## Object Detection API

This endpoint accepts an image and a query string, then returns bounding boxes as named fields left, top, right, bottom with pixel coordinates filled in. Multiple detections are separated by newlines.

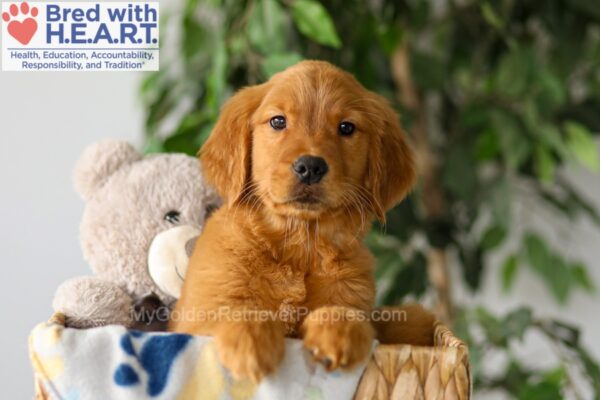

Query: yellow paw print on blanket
left=178, top=341, right=256, bottom=400
left=29, top=323, right=65, bottom=381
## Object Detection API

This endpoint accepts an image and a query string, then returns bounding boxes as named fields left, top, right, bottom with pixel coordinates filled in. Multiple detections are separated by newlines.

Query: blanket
left=29, top=319, right=371, bottom=400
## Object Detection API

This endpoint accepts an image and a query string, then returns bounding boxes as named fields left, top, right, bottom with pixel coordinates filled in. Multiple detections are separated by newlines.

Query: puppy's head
left=201, top=61, right=416, bottom=221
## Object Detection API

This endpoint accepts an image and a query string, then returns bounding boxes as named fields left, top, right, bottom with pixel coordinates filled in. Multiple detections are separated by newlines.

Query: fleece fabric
left=30, top=320, right=371, bottom=400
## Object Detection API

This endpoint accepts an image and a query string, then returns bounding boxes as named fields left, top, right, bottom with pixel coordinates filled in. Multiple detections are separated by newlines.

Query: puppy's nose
left=292, top=155, right=328, bottom=185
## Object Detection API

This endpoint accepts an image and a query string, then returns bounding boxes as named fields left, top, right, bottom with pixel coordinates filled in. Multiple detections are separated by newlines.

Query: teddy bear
left=52, top=139, right=220, bottom=330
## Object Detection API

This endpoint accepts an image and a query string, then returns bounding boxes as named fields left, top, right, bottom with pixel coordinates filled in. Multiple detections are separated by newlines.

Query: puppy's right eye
left=338, top=121, right=356, bottom=136
left=270, top=116, right=286, bottom=130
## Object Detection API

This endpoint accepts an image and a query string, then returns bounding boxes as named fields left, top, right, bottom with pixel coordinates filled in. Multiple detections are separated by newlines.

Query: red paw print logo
left=2, top=2, right=39, bottom=45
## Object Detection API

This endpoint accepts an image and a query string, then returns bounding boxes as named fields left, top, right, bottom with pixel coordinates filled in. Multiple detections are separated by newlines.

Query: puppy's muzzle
left=292, top=155, right=328, bottom=185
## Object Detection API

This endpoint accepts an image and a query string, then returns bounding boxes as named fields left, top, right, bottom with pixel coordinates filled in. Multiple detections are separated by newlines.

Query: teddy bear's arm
left=53, top=276, right=134, bottom=328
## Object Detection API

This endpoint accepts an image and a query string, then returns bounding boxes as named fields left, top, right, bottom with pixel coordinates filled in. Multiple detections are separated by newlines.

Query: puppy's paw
left=215, top=320, right=285, bottom=383
left=302, top=306, right=374, bottom=371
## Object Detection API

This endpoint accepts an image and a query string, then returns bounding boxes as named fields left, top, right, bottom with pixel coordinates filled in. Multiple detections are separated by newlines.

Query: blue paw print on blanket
left=114, top=331, right=192, bottom=396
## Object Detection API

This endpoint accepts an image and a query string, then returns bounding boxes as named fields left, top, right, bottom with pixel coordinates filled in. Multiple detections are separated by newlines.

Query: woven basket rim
left=375, top=342, right=466, bottom=351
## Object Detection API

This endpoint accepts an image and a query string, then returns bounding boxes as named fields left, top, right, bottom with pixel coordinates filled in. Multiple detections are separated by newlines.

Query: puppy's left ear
left=365, top=94, right=417, bottom=221
left=200, top=83, right=269, bottom=206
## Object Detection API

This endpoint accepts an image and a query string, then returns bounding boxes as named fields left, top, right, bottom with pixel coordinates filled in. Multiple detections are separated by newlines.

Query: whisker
left=231, top=181, right=260, bottom=221
left=343, top=181, right=385, bottom=221
left=343, top=190, right=366, bottom=243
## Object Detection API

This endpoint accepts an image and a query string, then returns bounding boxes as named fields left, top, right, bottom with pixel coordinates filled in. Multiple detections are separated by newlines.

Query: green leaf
left=143, top=136, right=164, bottom=154
left=525, top=234, right=594, bottom=303
left=524, top=234, right=573, bottom=303
left=522, top=99, right=541, bottom=134
left=163, top=111, right=211, bottom=155
left=377, top=24, right=403, bottom=56
left=573, top=345, right=600, bottom=394
left=366, top=231, right=404, bottom=284
left=539, top=124, right=567, bottom=158
left=540, top=179, right=600, bottom=228
left=197, top=122, right=215, bottom=146
left=492, top=110, right=531, bottom=170
left=247, top=0, right=287, bottom=54
left=474, top=307, right=507, bottom=346
left=495, top=47, right=533, bottom=98
left=481, top=2, right=503, bottom=30
left=501, top=255, right=519, bottom=292
left=290, top=0, right=341, bottom=48
left=571, top=263, right=595, bottom=293
left=518, top=380, right=563, bottom=400
left=205, top=40, right=228, bottom=113
left=564, top=121, right=600, bottom=171
left=543, top=367, right=567, bottom=386
left=548, top=256, right=571, bottom=304
left=228, top=33, right=247, bottom=57
left=481, top=225, right=507, bottom=250
left=534, top=144, right=556, bottom=183
left=475, top=129, right=501, bottom=161
left=182, top=15, right=206, bottom=59
left=376, top=196, right=419, bottom=242
left=535, top=70, right=567, bottom=115
left=384, top=251, right=428, bottom=304
left=145, top=85, right=175, bottom=135
left=184, top=0, right=200, bottom=14
left=261, top=53, right=304, bottom=78
left=524, top=234, right=550, bottom=274
left=140, top=71, right=163, bottom=97
left=163, top=130, right=200, bottom=155
left=503, top=307, right=533, bottom=340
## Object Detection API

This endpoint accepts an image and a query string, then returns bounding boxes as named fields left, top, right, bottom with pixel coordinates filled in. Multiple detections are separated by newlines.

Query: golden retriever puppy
left=170, top=60, right=417, bottom=382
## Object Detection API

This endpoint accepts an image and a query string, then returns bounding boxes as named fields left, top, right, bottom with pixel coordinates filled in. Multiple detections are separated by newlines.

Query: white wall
left=1, top=69, right=599, bottom=400
left=0, top=71, right=142, bottom=398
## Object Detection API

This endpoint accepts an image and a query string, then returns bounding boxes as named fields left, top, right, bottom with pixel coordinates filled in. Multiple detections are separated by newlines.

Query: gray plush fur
left=53, top=139, right=220, bottom=329
left=53, top=277, right=133, bottom=327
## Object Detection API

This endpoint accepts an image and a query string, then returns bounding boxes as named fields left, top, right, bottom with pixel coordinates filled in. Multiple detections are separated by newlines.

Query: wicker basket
left=32, top=314, right=470, bottom=400
left=355, top=321, right=471, bottom=399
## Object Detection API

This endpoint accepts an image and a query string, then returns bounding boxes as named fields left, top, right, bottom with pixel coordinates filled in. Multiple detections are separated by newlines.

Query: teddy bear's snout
left=148, top=225, right=201, bottom=299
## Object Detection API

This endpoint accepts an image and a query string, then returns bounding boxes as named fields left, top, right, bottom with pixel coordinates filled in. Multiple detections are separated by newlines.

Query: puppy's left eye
left=338, top=122, right=355, bottom=136
left=270, top=116, right=287, bottom=130
left=164, top=210, right=181, bottom=224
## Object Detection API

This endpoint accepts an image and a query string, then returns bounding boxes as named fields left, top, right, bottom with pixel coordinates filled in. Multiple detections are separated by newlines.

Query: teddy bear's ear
left=73, top=139, right=141, bottom=200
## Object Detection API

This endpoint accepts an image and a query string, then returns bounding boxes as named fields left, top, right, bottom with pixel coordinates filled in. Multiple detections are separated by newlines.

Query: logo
left=2, top=2, right=159, bottom=72
left=2, top=2, right=38, bottom=45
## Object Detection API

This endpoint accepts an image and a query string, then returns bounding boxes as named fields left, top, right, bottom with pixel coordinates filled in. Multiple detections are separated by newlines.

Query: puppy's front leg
left=301, top=306, right=374, bottom=371
left=172, top=306, right=285, bottom=382
left=215, top=316, right=285, bottom=383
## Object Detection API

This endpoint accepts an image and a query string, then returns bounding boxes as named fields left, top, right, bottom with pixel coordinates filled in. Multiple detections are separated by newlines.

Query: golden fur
left=170, top=61, right=429, bottom=382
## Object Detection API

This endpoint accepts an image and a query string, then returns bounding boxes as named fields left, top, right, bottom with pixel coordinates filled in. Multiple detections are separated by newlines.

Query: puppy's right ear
left=200, top=84, right=268, bottom=206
